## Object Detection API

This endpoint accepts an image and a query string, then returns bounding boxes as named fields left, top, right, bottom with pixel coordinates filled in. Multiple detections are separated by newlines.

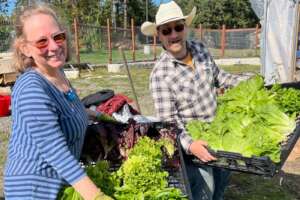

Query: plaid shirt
left=150, top=41, right=249, bottom=153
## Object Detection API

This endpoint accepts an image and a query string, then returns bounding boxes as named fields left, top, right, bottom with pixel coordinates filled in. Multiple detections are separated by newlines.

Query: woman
left=4, top=5, right=112, bottom=200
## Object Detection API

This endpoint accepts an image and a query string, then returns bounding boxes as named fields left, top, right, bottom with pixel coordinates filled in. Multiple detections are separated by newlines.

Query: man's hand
left=189, top=140, right=217, bottom=162
left=216, top=87, right=225, bottom=96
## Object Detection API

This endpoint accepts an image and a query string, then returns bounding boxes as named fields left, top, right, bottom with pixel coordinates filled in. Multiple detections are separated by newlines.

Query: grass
left=77, top=47, right=259, bottom=65
left=72, top=66, right=154, bottom=116
left=221, top=64, right=260, bottom=73
left=209, top=48, right=260, bottom=59
left=225, top=172, right=299, bottom=200
left=77, top=47, right=163, bottom=65
left=0, top=131, right=9, bottom=197
left=1, top=64, right=299, bottom=199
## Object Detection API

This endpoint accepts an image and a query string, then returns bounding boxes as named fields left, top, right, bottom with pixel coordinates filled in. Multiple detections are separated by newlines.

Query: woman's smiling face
left=22, top=13, right=67, bottom=70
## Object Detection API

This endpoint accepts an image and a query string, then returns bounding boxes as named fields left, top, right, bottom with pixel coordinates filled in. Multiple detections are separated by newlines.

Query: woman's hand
left=73, top=176, right=114, bottom=200
left=189, top=140, right=217, bottom=162
left=94, top=191, right=114, bottom=200
left=85, top=109, right=117, bottom=123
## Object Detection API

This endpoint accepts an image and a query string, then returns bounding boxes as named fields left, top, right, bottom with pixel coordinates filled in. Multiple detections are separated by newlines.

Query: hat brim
left=141, top=7, right=196, bottom=36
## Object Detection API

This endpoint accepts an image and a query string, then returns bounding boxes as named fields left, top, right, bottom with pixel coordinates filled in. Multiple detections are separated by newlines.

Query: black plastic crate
left=144, top=122, right=193, bottom=199
left=182, top=82, right=300, bottom=177
left=107, top=159, right=192, bottom=199
left=81, top=121, right=193, bottom=199
left=181, top=124, right=299, bottom=176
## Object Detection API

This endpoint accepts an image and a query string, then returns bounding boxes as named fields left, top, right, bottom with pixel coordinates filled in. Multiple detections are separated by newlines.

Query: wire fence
left=0, top=19, right=260, bottom=65
left=0, top=20, right=13, bottom=53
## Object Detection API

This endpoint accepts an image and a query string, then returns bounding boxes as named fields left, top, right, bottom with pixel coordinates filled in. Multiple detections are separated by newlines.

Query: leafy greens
left=186, top=75, right=296, bottom=162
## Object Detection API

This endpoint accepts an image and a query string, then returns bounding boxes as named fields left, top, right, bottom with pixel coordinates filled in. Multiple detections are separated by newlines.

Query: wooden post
left=221, top=24, right=226, bottom=57
left=73, top=17, right=80, bottom=63
left=107, top=18, right=112, bottom=64
left=119, top=48, right=141, bottom=113
left=131, top=18, right=136, bottom=62
left=255, top=24, right=260, bottom=50
left=198, top=24, right=203, bottom=41
left=153, top=35, right=157, bottom=60
left=123, top=0, right=127, bottom=38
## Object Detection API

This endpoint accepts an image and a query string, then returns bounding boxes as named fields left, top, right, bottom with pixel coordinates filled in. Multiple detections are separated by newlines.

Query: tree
left=12, top=0, right=157, bottom=26
left=175, top=0, right=259, bottom=28
left=9, top=0, right=158, bottom=52
left=126, top=0, right=156, bottom=26
left=0, top=0, right=9, bottom=16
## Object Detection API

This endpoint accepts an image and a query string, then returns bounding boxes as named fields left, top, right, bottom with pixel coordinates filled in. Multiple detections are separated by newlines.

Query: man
left=141, top=1, right=249, bottom=200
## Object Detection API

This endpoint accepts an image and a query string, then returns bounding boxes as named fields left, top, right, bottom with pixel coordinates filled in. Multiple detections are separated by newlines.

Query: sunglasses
left=27, top=31, right=66, bottom=49
left=159, top=24, right=185, bottom=36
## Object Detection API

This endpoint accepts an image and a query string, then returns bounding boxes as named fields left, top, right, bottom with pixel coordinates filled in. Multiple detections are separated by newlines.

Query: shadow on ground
left=225, top=171, right=300, bottom=200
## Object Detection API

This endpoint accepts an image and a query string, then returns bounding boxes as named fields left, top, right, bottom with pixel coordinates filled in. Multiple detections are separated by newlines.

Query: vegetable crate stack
left=59, top=121, right=193, bottom=200
left=184, top=76, right=300, bottom=177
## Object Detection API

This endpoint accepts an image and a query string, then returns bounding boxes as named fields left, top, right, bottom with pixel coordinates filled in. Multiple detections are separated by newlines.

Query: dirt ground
left=224, top=141, right=300, bottom=200
left=1, top=66, right=299, bottom=199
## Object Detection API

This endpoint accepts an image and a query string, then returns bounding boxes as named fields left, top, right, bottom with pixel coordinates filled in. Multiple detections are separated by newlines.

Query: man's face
left=157, top=20, right=187, bottom=57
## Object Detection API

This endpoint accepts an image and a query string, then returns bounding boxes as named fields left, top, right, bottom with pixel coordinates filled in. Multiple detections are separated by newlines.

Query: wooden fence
left=72, top=20, right=261, bottom=63
left=0, top=19, right=261, bottom=64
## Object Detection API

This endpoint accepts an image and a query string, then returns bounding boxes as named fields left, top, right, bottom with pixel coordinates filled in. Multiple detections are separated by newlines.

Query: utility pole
left=123, top=0, right=127, bottom=37
left=112, top=0, right=118, bottom=30
left=146, top=0, right=149, bottom=43
left=146, top=0, right=149, bottom=22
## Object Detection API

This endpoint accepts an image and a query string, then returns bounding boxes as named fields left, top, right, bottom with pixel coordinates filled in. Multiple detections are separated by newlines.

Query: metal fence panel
left=0, top=20, right=260, bottom=63
left=0, top=20, right=13, bottom=52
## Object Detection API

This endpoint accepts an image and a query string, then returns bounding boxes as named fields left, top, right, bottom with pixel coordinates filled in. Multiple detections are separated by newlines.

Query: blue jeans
left=186, top=162, right=231, bottom=200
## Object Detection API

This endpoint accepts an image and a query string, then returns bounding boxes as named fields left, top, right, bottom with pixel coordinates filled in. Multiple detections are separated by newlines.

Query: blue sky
left=153, top=0, right=171, bottom=5
left=7, top=0, right=16, bottom=15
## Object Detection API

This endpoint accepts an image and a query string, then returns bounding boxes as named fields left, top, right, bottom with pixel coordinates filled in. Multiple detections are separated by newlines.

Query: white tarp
left=250, top=0, right=299, bottom=84
left=260, top=0, right=299, bottom=84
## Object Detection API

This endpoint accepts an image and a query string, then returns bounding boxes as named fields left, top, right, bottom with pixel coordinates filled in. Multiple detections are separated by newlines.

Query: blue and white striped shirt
left=4, top=69, right=88, bottom=199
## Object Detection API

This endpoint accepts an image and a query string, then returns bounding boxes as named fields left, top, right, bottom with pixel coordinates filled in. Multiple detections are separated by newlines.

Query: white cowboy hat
left=141, top=1, right=196, bottom=36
